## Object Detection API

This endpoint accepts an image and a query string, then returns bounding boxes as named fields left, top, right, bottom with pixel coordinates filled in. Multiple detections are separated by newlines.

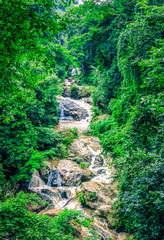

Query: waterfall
left=47, top=171, right=53, bottom=186
left=56, top=171, right=62, bottom=187
left=60, top=108, right=65, bottom=120
left=28, top=93, right=119, bottom=239
left=89, top=154, right=96, bottom=170
left=59, top=102, right=68, bottom=120
left=47, top=170, right=62, bottom=187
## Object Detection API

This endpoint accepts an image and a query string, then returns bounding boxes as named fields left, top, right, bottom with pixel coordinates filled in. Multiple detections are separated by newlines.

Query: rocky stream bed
left=28, top=81, right=132, bottom=240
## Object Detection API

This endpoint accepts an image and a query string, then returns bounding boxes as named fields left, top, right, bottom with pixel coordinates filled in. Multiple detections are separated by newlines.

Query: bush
left=0, top=192, right=95, bottom=240
left=77, top=191, right=86, bottom=205
left=90, top=118, right=111, bottom=136
left=79, top=162, right=90, bottom=169
left=70, top=85, right=79, bottom=99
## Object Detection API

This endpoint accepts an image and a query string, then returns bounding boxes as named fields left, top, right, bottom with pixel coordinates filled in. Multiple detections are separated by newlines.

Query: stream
left=28, top=89, right=131, bottom=240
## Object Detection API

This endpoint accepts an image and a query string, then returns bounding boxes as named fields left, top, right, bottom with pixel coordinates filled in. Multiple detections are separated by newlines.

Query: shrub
left=70, top=85, right=79, bottom=99
left=0, top=192, right=95, bottom=240
left=80, top=162, right=90, bottom=169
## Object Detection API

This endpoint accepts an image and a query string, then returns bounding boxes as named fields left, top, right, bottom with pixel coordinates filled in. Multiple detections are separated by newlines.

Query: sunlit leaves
left=0, top=192, right=88, bottom=240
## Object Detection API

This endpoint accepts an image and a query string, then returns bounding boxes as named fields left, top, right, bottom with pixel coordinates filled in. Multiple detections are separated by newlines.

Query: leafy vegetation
left=1, top=0, right=164, bottom=239
left=70, top=85, right=80, bottom=99
left=77, top=191, right=86, bottom=204
left=77, top=191, right=97, bottom=205
left=0, top=0, right=74, bottom=184
left=79, top=162, right=90, bottom=169
left=63, top=0, right=164, bottom=239
left=0, top=192, right=95, bottom=240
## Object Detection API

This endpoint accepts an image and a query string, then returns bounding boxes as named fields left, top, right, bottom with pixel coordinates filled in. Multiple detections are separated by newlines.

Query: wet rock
left=69, top=138, right=92, bottom=163
left=79, top=181, right=117, bottom=213
left=41, top=189, right=62, bottom=202
left=47, top=169, right=64, bottom=187
left=84, top=98, right=92, bottom=105
left=57, top=160, right=93, bottom=186
left=39, top=161, right=54, bottom=182
left=91, top=221, right=118, bottom=240
left=57, top=187, right=72, bottom=199
left=93, top=155, right=104, bottom=168
left=37, top=192, right=54, bottom=206
left=38, top=209, right=62, bottom=217
left=77, top=181, right=119, bottom=236
left=59, top=99, right=89, bottom=121
left=28, top=170, right=45, bottom=188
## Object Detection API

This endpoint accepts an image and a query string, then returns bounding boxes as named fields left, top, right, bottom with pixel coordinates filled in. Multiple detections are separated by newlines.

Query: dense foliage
left=0, top=192, right=93, bottom=240
left=0, top=0, right=74, bottom=185
left=1, top=0, right=164, bottom=239
left=63, top=0, right=164, bottom=239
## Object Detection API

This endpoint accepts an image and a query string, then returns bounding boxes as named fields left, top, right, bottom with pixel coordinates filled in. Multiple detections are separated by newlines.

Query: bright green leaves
left=139, top=39, right=164, bottom=94
left=0, top=192, right=94, bottom=240
left=117, top=9, right=164, bottom=93
left=0, top=0, right=72, bottom=93
left=85, top=1, right=164, bottom=239
left=115, top=155, right=164, bottom=239
left=0, top=0, right=73, bottom=183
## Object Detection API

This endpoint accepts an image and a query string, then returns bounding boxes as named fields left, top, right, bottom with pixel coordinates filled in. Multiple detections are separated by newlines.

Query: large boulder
left=39, top=161, right=54, bottom=182
left=77, top=181, right=102, bottom=209
left=57, top=187, right=72, bottom=199
left=77, top=181, right=118, bottom=226
left=28, top=170, right=45, bottom=188
left=68, top=137, right=92, bottom=163
left=57, top=160, right=93, bottom=186
left=93, top=155, right=104, bottom=169
left=59, top=99, right=89, bottom=121
left=40, top=188, right=62, bottom=203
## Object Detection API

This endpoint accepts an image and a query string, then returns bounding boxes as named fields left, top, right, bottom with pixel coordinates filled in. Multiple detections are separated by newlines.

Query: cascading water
left=57, top=96, right=92, bottom=132
left=28, top=90, right=130, bottom=240
left=60, top=108, right=65, bottom=120
left=58, top=102, right=68, bottom=120
left=47, top=170, right=62, bottom=187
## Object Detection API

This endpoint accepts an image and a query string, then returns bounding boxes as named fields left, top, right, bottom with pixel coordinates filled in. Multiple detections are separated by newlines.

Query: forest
left=0, top=0, right=163, bottom=239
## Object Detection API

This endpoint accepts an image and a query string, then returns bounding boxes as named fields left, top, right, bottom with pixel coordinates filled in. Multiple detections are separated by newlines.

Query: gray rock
left=93, top=155, right=104, bottom=169
left=58, top=188, right=72, bottom=199
left=47, top=169, right=64, bottom=187
left=59, top=99, right=89, bottom=121
left=28, top=170, right=45, bottom=188
left=57, top=160, right=92, bottom=186
left=39, top=162, right=54, bottom=182
left=41, top=189, right=62, bottom=202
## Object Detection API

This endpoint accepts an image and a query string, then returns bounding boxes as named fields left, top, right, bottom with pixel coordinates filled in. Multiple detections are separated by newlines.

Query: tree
left=0, top=0, right=73, bottom=183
